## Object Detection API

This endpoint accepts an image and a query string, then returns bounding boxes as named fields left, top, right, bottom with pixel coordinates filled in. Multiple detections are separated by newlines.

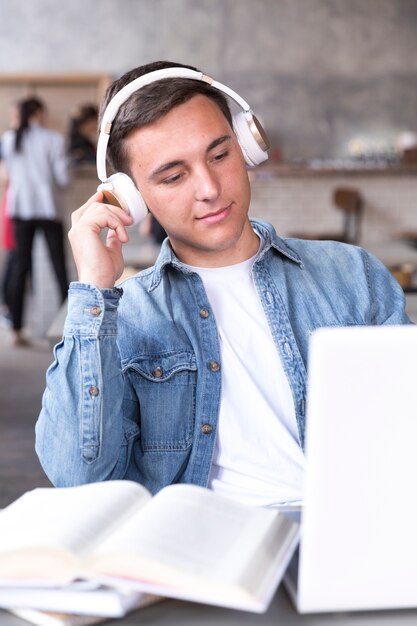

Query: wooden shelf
left=0, top=72, right=111, bottom=135
left=249, top=162, right=417, bottom=179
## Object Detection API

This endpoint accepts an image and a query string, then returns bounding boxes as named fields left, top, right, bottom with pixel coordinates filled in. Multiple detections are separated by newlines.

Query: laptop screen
left=296, top=325, right=417, bottom=613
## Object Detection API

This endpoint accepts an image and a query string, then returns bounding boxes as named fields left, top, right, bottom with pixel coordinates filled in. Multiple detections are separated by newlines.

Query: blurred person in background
left=0, top=104, right=20, bottom=326
left=1, top=97, right=70, bottom=346
left=67, top=104, right=98, bottom=164
left=0, top=177, right=15, bottom=327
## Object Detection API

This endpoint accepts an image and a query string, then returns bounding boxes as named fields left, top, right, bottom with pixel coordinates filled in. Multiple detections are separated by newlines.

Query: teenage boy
left=35, top=61, right=410, bottom=506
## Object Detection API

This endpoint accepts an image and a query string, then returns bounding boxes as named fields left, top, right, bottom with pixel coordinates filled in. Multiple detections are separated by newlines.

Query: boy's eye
left=213, top=150, right=229, bottom=161
left=161, top=172, right=183, bottom=185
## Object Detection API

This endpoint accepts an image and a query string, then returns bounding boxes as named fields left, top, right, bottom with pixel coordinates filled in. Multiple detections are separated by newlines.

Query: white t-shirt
left=186, top=250, right=305, bottom=507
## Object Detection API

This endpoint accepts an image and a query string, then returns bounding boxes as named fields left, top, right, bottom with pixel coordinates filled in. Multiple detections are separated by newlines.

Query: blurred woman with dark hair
left=1, top=97, right=70, bottom=346
left=68, top=104, right=98, bottom=164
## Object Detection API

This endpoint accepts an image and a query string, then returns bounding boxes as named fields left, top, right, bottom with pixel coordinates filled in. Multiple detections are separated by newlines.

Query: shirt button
left=199, top=308, right=209, bottom=319
left=90, top=306, right=102, bottom=317
left=201, top=424, right=213, bottom=434
left=152, top=367, right=163, bottom=378
left=89, top=386, right=99, bottom=397
left=209, top=360, right=220, bottom=372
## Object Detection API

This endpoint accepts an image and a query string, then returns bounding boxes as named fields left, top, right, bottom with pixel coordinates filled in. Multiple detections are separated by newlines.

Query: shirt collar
left=149, top=218, right=303, bottom=291
left=251, top=218, right=303, bottom=266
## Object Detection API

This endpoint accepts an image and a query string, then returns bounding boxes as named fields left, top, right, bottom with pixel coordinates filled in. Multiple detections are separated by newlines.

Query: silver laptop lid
left=298, top=325, right=417, bottom=613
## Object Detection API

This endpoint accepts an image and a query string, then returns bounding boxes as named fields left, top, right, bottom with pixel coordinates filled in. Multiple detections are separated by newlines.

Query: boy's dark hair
left=100, top=61, right=233, bottom=175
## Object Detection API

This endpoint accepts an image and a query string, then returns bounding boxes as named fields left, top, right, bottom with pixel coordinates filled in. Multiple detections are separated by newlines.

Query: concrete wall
left=0, top=0, right=416, bottom=159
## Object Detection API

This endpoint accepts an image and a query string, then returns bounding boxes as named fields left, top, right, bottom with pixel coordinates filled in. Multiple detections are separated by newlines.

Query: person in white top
left=1, top=97, right=70, bottom=346
left=67, top=62, right=304, bottom=506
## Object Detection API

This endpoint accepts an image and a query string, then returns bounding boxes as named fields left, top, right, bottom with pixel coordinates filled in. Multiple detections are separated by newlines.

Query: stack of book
left=0, top=480, right=300, bottom=624
left=0, top=580, right=160, bottom=626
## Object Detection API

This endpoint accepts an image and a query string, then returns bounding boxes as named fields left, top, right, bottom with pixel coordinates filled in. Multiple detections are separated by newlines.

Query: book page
left=89, top=484, right=292, bottom=599
left=0, top=480, right=151, bottom=579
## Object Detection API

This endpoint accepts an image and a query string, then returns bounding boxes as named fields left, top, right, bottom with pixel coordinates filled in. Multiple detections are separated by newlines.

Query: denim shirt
left=36, top=219, right=410, bottom=493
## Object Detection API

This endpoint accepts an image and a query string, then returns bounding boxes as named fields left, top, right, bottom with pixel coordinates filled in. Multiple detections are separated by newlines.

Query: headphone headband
left=96, top=66, right=269, bottom=225
left=97, top=67, right=254, bottom=181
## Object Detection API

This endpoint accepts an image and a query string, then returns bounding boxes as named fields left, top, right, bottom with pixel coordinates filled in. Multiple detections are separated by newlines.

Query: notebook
left=284, top=324, right=417, bottom=613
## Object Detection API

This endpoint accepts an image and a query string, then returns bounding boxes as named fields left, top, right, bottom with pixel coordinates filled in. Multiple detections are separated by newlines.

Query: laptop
left=284, top=324, right=417, bottom=613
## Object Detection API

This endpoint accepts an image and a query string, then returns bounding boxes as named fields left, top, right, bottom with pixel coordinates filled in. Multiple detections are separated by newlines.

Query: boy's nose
left=194, top=166, right=221, bottom=202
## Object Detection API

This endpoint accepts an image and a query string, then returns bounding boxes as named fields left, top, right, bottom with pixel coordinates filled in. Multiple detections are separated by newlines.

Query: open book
left=0, top=481, right=299, bottom=613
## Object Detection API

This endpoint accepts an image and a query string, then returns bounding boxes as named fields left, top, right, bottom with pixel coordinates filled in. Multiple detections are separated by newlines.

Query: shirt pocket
left=123, top=350, right=197, bottom=452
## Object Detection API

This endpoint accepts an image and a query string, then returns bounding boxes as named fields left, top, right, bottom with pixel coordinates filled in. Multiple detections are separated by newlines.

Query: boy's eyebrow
left=149, top=135, right=232, bottom=180
left=207, top=134, right=232, bottom=152
left=149, top=159, right=185, bottom=180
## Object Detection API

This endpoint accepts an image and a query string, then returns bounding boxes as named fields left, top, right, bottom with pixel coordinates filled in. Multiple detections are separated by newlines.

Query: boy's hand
left=68, top=191, right=134, bottom=289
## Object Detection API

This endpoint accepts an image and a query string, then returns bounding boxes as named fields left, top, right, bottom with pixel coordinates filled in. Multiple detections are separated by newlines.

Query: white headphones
left=96, top=67, right=269, bottom=225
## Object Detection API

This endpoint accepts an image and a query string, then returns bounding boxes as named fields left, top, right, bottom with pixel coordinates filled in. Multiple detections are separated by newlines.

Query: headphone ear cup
left=232, top=111, right=269, bottom=167
left=97, top=173, right=148, bottom=226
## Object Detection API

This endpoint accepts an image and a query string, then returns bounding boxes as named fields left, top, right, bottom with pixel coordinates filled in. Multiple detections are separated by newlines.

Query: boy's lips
left=197, top=204, right=232, bottom=224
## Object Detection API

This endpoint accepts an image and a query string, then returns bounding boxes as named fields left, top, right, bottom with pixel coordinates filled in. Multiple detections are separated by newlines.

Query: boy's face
left=126, top=94, right=258, bottom=267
